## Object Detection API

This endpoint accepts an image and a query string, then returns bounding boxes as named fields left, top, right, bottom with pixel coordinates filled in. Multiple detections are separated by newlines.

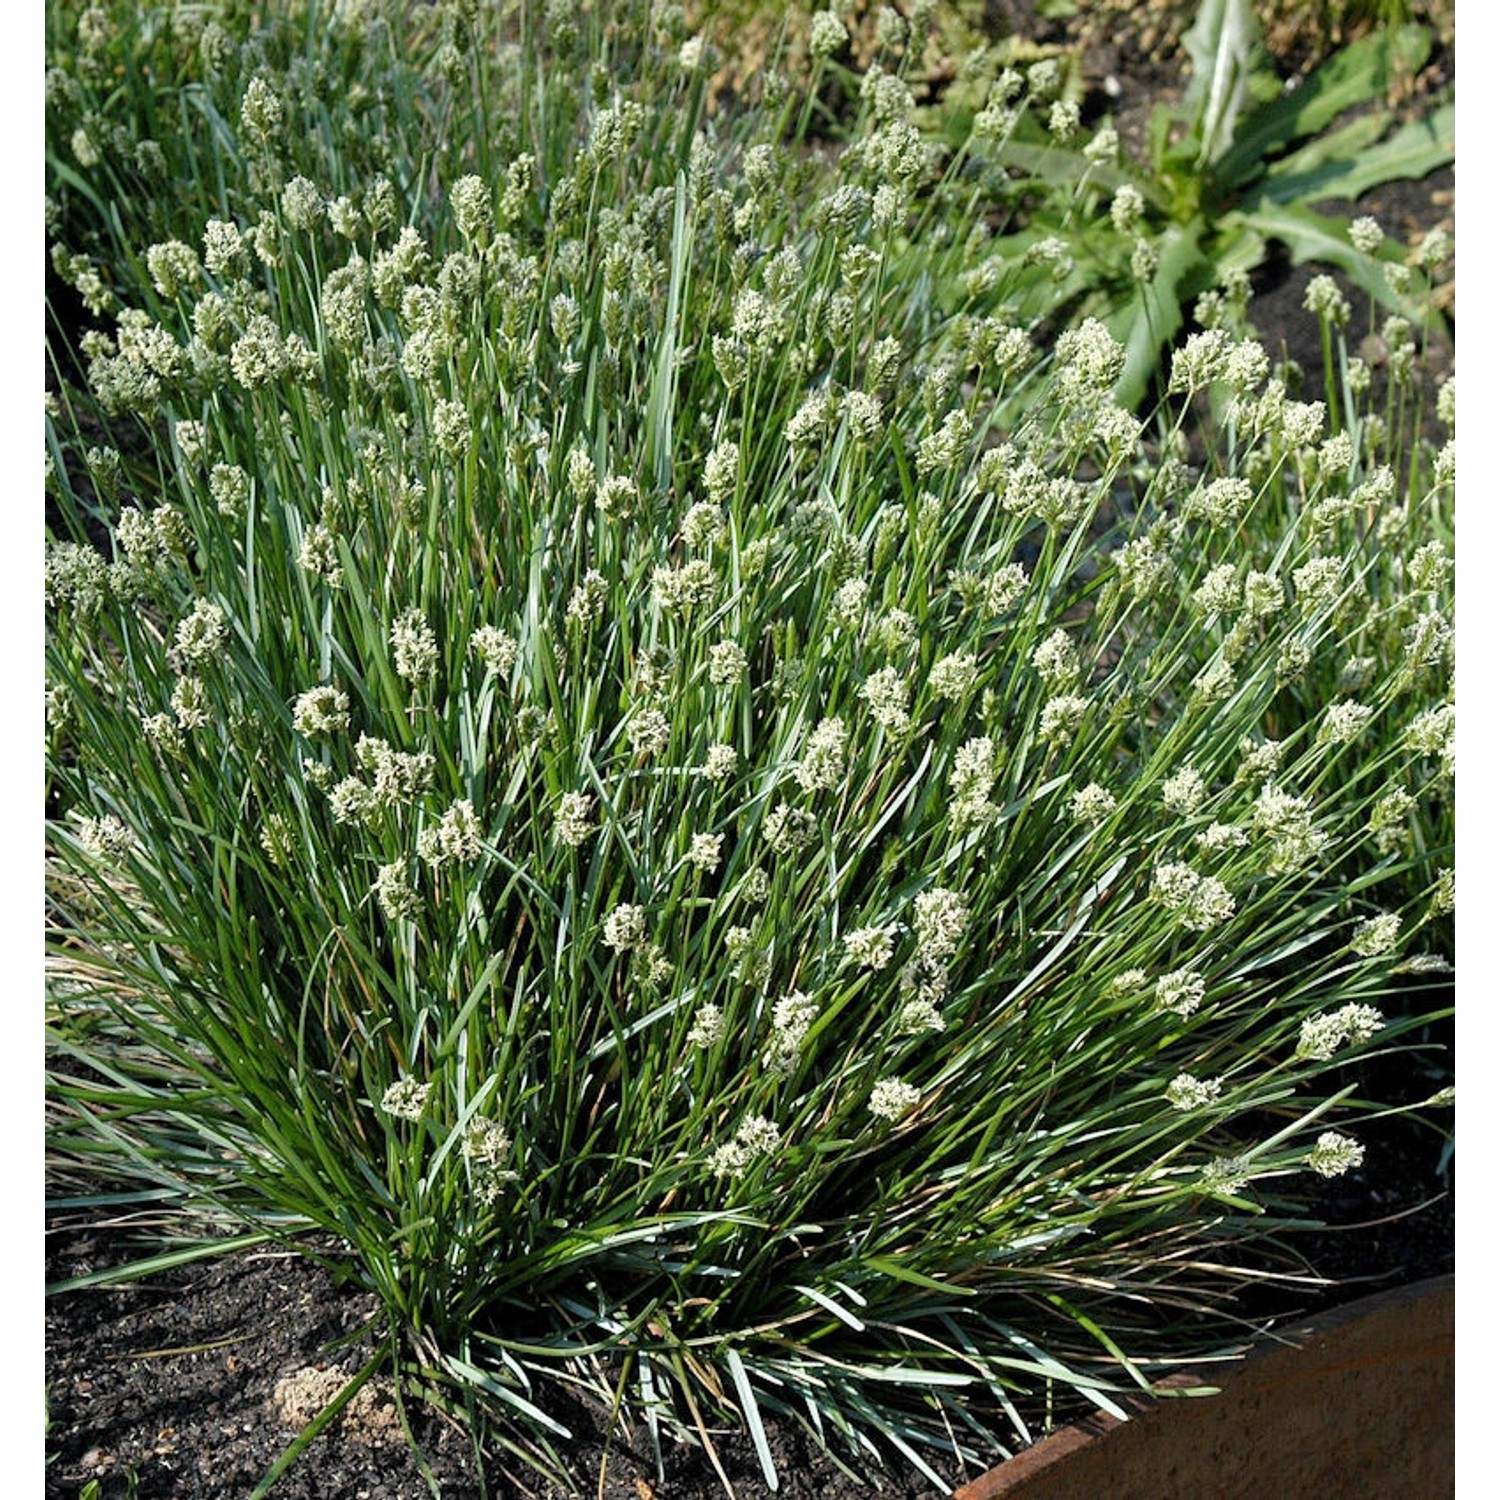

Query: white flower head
left=471, top=625, right=520, bottom=677
left=1111, top=184, right=1144, bottom=233
left=913, top=887, right=968, bottom=963
left=281, top=175, right=323, bottom=229
left=604, top=903, right=647, bottom=951
left=380, top=1077, right=431, bottom=1121
left=1349, top=216, right=1384, bottom=254
left=1293, top=556, right=1345, bottom=608
left=1071, top=782, right=1117, bottom=824
left=929, top=652, right=978, bottom=700
left=427, top=799, right=483, bottom=864
left=1404, top=704, right=1454, bottom=757
left=75, top=813, right=133, bottom=861
left=141, top=711, right=184, bottom=757
left=830, top=577, right=869, bottom=630
left=868, top=1077, right=922, bottom=1121
left=297, top=522, right=343, bottom=587
left=948, top=736, right=1000, bottom=831
left=1235, top=738, right=1284, bottom=787
left=258, top=811, right=294, bottom=866
left=566, top=444, right=598, bottom=500
left=764, top=990, right=818, bottom=1073
left=170, top=675, right=210, bottom=731
left=596, top=474, right=639, bottom=520
left=710, top=1114, right=783, bottom=1177
left=1195, top=822, right=1250, bottom=854
left=1369, top=789, right=1416, bottom=854
left=843, top=390, right=883, bottom=443
left=1303, top=274, right=1351, bottom=327
left=450, top=174, right=494, bottom=245
left=874, top=608, right=917, bottom=655
left=628, top=708, right=671, bottom=757
left=860, top=666, right=911, bottom=734
left=653, top=559, right=717, bottom=614
left=708, top=1139, right=755, bottom=1179
left=293, top=684, right=350, bottom=738
left=209, top=463, right=249, bottom=519
left=357, top=736, right=435, bottom=807
left=809, top=8, right=847, bottom=58
left=763, top=803, right=818, bottom=855
left=1184, top=477, right=1252, bottom=527
left=1155, top=968, right=1206, bottom=1018
left=738, top=1118, right=782, bottom=1155
left=688, top=833, right=723, bottom=873
left=391, top=607, right=438, bottom=681
left=1308, top=1130, right=1365, bottom=1178
left=71, top=127, right=101, bottom=168
left=462, top=1116, right=512, bottom=1166
left=1201, top=1154, right=1254, bottom=1195
left=203, top=218, right=249, bottom=279
left=1152, top=863, right=1234, bottom=930
left=1031, top=628, right=1080, bottom=688
left=240, top=76, right=284, bottom=144
left=1162, top=765, right=1206, bottom=816
left=175, top=598, right=228, bottom=663
left=916, top=408, right=974, bottom=474
left=896, top=995, right=946, bottom=1034
left=1318, top=699, right=1374, bottom=747
left=566, top=570, right=609, bottom=627
left=843, top=923, right=897, bottom=970
left=1281, top=399, right=1326, bottom=449
left=374, top=862, right=421, bottom=922
left=700, top=743, right=739, bottom=782
left=795, top=716, right=849, bottom=793
left=430, top=398, right=471, bottom=459
left=1295, top=1002, right=1385, bottom=1061
left=1039, top=693, right=1090, bottom=741
left=555, top=791, right=596, bottom=848
left=1169, top=329, right=1232, bottom=392
left=1194, top=564, right=1242, bottom=615
left=329, top=776, right=378, bottom=827
left=1350, top=912, right=1401, bottom=958
left=1055, top=317, right=1125, bottom=392
left=1191, top=658, right=1235, bottom=703
left=984, top=562, right=1029, bottom=614
left=146, top=240, right=202, bottom=301
left=1243, top=570, right=1283, bottom=620
left=1083, top=123, right=1118, bottom=164
left=1166, top=1073, right=1223, bottom=1110
left=688, top=1003, right=725, bottom=1049
left=681, top=501, right=726, bottom=551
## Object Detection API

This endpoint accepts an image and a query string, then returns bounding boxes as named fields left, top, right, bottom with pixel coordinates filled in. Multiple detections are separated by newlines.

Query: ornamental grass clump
left=46, top=1, right=1452, bottom=1490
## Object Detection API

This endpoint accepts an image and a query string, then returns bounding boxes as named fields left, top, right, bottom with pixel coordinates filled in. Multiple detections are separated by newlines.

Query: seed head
left=868, top=1077, right=921, bottom=1120
left=1308, top=1131, right=1364, bottom=1178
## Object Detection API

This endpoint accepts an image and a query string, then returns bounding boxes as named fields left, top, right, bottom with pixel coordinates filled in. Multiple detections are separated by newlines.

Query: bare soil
left=43, top=1237, right=939, bottom=1499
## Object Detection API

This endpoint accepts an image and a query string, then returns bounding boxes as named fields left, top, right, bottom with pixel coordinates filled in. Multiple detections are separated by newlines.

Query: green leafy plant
left=926, top=0, right=1452, bottom=408
left=45, top=2, right=1453, bottom=1492
left=1136, top=2, right=1452, bottom=396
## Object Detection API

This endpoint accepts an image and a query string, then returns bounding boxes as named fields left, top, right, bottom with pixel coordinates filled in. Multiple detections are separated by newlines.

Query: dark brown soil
left=43, top=4, right=1454, bottom=1497
left=42, top=1238, right=942, bottom=1499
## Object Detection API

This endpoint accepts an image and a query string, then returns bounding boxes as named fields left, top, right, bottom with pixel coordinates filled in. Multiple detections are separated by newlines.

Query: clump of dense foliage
left=45, top=1, right=1453, bottom=1490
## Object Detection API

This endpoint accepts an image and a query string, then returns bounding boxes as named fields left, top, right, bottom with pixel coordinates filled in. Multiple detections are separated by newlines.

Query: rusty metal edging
left=952, top=1275, right=1455, bottom=1500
